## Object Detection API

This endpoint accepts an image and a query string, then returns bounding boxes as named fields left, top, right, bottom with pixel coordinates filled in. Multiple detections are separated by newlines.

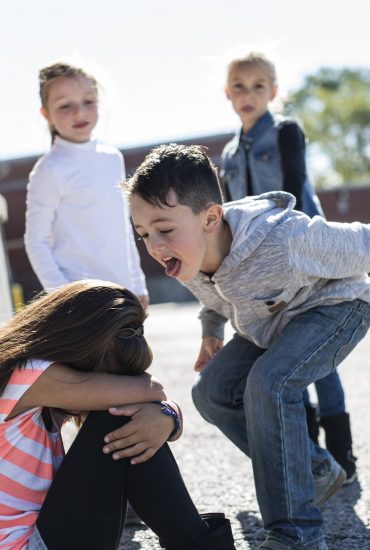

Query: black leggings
left=36, top=411, right=207, bottom=550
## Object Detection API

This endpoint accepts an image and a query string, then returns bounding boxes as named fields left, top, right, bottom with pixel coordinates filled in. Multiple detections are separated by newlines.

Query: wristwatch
left=153, top=400, right=182, bottom=441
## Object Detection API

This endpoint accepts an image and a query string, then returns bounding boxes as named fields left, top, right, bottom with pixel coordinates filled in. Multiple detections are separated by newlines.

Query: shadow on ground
left=235, top=481, right=370, bottom=549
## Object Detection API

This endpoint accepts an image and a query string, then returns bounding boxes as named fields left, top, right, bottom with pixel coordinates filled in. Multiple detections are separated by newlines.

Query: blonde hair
left=226, top=52, right=277, bottom=86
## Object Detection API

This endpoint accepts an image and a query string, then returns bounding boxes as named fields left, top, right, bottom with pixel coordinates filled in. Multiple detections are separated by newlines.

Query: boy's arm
left=198, top=306, right=228, bottom=340
left=287, top=216, right=370, bottom=278
left=12, top=363, right=165, bottom=416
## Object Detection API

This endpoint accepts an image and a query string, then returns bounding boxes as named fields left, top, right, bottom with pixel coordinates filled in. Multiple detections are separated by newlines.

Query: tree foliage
left=285, top=67, right=370, bottom=187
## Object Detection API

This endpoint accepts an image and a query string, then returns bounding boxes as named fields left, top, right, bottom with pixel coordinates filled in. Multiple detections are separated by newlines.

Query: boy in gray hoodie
left=124, top=143, right=370, bottom=550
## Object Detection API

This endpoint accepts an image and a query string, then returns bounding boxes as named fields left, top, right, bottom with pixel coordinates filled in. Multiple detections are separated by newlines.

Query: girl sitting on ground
left=0, top=280, right=235, bottom=550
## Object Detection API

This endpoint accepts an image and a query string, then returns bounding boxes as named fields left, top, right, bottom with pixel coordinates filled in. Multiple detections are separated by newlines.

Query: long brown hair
left=0, top=280, right=152, bottom=396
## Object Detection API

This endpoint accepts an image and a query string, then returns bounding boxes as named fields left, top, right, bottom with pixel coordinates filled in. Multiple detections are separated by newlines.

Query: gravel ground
left=65, top=302, right=370, bottom=549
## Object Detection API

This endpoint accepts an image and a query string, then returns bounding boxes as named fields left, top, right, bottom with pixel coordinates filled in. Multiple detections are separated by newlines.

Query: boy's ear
left=225, top=86, right=231, bottom=101
left=204, top=204, right=223, bottom=233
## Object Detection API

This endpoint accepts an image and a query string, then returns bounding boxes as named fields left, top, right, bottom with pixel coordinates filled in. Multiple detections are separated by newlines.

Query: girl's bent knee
left=81, top=410, right=131, bottom=437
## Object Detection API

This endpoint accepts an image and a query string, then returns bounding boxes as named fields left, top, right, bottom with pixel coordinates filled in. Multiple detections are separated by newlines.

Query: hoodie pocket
left=252, top=288, right=291, bottom=319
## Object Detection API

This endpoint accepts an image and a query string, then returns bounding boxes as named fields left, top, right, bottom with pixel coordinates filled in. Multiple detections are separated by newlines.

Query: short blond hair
left=226, top=52, right=277, bottom=86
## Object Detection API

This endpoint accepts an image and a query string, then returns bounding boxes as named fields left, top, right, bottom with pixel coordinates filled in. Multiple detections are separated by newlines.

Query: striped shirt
left=0, top=359, right=64, bottom=549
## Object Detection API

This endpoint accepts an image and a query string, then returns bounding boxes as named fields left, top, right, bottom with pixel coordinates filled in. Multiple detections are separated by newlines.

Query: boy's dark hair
left=124, top=143, right=224, bottom=213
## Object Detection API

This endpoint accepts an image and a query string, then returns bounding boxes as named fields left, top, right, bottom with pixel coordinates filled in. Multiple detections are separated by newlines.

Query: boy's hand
left=194, top=336, right=223, bottom=372
left=102, top=403, right=174, bottom=464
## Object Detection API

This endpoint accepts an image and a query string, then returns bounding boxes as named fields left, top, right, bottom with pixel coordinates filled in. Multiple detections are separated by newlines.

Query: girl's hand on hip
left=102, top=403, right=174, bottom=464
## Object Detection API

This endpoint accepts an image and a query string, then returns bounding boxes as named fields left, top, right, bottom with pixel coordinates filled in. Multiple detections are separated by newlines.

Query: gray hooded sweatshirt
left=185, top=191, right=370, bottom=349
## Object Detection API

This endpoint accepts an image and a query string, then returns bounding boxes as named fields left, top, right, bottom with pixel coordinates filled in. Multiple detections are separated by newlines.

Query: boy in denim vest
left=222, top=51, right=356, bottom=483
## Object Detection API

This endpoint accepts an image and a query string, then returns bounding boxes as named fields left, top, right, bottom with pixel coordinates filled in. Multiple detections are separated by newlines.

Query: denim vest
left=221, top=112, right=324, bottom=217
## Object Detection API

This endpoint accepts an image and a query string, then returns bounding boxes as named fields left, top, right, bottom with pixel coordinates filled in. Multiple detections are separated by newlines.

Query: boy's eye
left=136, top=229, right=173, bottom=241
left=59, top=104, right=71, bottom=111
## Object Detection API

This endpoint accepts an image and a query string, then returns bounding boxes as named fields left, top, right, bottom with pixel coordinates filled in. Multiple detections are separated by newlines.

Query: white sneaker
left=314, top=458, right=346, bottom=507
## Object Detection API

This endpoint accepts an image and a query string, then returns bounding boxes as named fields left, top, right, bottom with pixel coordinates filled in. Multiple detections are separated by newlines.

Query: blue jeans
left=192, top=300, right=370, bottom=549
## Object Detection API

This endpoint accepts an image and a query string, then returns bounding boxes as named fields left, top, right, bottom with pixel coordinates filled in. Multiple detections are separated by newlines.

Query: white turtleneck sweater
left=24, top=137, right=147, bottom=296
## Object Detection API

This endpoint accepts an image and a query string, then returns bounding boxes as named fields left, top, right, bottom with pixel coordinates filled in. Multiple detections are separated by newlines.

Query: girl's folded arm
left=13, top=363, right=166, bottom=416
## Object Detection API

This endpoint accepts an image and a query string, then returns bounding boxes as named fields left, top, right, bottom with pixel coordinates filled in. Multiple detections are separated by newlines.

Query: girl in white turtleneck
left=25, top=62, right=148, bottom=308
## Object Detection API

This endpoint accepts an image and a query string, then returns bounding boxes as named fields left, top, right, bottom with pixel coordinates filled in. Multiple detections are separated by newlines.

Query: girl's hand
left=102, top=403, right=174, bottom=464
left=194, top=336, right=223, bottom=372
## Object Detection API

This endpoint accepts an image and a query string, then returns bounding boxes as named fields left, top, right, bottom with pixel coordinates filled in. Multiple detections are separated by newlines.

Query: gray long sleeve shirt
left=185, top=192, right=370, bottom=348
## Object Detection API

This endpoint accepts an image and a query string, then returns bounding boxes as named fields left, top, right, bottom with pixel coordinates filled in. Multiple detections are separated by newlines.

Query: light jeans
left=192, top=299, right=370, bottom=549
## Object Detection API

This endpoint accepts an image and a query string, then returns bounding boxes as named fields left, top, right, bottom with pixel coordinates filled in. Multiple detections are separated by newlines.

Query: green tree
left=286, top=67, right=370, bottom=187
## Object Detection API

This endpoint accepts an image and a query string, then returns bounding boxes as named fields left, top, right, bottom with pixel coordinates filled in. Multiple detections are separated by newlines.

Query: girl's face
left=41, top=76, right=98, bottom=143
left=225, top=64, right=277, bottom=132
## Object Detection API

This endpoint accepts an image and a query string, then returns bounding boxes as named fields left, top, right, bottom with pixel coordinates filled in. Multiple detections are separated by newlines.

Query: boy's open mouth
left=163, top=257, right=181, bottom=278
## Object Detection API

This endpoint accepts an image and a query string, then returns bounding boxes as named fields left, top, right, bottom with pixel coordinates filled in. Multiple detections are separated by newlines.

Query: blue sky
left=1, top=0, right=369, bottom=159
